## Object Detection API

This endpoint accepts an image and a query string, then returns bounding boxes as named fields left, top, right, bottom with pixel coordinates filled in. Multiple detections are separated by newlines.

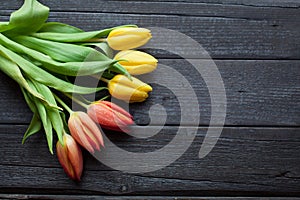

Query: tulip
left=107, top=28, right=152, bottom=50
left=114, top=50, right=158, bottom=75
left=68, top=111, right=104, bottom=153
left=108, top=74, right=152, bottom=103
left=87, top=100, right=134, bottom=132
left=56, top=134, right=83, bottom=181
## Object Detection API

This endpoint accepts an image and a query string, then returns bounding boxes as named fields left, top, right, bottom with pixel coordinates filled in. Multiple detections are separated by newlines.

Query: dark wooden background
left=0, top=0, right=300, bottom=199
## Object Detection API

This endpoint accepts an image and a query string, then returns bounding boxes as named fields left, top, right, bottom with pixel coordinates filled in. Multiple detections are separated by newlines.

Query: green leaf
left=14, top=35, right=109, bottom=62
left=3, top=0, right=49, bottom=35
left=0, top=54, right=59, bottom=109
left=32, top=81, right=64, bottom=144
left=27, top=79, right=53, bottom=154
left=82, top=42, right=114, bottom=58
left=38, top=22, right=83, bottom=33
left=22, top=113, right=42, bottom=144
left=0, top=33, right=119, bottom=76
left=60, top=111, right=69, bottom=134
left=20, top=87, right=38, bottom=113
left=20, top=87, right=42, bottom=143
left=31, top=25, right=138, bottom=42
left=33, top=82, right=64, bottom=144
left=0, top=22, right=13, bottom=32
left=0, top=44, right=104, bottom=94
left=110, top=62, right=131, bottom=78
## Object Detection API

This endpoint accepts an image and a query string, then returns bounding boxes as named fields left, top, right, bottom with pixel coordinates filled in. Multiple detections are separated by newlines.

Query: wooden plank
left=1, top=0, right=300, bottom=20
left=0, top=11, right=299, bottom=59
left=1, top=195, right=300, bottom=200
left=2, top=0, right=300, bottom=11
left=0, top=60, right=299, bottom=126
left=1, top=125, right=299, bottom=195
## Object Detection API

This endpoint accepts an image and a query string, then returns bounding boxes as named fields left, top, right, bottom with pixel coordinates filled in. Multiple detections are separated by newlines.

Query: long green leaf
left=22, top=113, right=42, bottom=144
left=110, top=62, right=131, bottom=78
left=31, top=81, right=64, bottom=144
left=31, top=25, right=137, bottom=42
left=82, top=42, right=114, bottom=58
left=0, top=54, right=59, bottom=109
left=0, top=22, right=13, bottom=32
left=14, top=35, right=109, bottom=62
left=0, top=44, right=103, bottom=94
left=38, top=22, right=83, bottom=33
left=27, top=79, right=53, bottom=154
left=0, top=33, right=119, bottom=76
left=3, top=0, right=49, bottom=35
left=20, top=87, right=38, bottom=113
left=20, top=87, right=42, bottom=144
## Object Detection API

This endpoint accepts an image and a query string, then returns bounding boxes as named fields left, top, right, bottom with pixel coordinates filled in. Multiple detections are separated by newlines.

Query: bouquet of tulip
left=0, top=0, right=157, bottom=181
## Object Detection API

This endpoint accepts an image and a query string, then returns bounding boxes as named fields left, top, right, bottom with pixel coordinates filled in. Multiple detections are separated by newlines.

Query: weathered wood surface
left=1, top=196, right=300, bottom=200
left=0, top=60, right=299, bottom=126
left=1, top=1, right=300, bottom=59
left=0, top=0, right=299, bottom=198
left=1, top=126, right=300, bottom=195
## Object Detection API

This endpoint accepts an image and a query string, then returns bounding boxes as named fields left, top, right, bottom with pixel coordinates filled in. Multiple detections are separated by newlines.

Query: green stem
left=100, top=77, right=109, bottom=83
left=53, top=94, right=73, bottom=114
left=64, top=93, right=88, bottom=109
left=99, top=95, right=110, bottom=101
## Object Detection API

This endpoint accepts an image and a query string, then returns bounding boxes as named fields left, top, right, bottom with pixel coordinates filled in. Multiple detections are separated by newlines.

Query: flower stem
left=99, top=95, right=110, bottom=101
left=100, top=77, right=109, bottom=83
left=64, top=93, right=88, bottom=109
left=54, top=94, right=73, bottom=114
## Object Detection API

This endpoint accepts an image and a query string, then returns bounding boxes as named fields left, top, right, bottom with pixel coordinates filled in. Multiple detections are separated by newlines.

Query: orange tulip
left=56, top=134, right=83, bottom=181
left=87, top=100, right=133, bottom=132
left=68, top=111, right=104, bottom=153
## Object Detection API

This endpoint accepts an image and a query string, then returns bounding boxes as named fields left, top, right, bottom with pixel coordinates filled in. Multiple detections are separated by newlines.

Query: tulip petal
left=56, top=135, right=83, bottom=181
left=78, top=112, right=104, bottom=148
left=98, top=101, right=133, bottom=119
left=64, top=134, right=83, bottom=181
left=107, top=28, right=152, bottom=50
left=87, top=101, right=133, bottom=133
left=56, top=141, right=76, bottom=180
left=69, top=114, right=94, bottom=153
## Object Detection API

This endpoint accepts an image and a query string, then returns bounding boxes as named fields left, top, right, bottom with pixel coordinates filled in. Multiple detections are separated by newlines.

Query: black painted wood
left=0, top=60, right=298, bottom=126
left=1, top=195, right=300, bottom=200
left=1, top=125, right=299, bottom=195
left=1, top=2, right=300, bottom=59
left=2, top=0, right=300, bottom=19
left=0, top=0, right=299, bottom=198
left=2, top=0, right=300, bottom=11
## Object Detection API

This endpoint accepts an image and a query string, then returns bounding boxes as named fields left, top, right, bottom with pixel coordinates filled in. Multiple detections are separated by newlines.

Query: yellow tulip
left=114, top=50, right=158, bottom=75
left=107, top=28, right=152, bottom=50
left=108, top=74, right=152, bottom=103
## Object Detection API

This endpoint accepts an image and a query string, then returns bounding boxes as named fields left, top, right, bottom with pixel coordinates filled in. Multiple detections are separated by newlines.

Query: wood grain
left=0, top=60, right=298, bottom=126
left=1, top=125, right=299, bottom=195
left=1, top=195, right=300, bottom=200
left=0, top=0, right=299, bottom=197
left=2, top=0, right=300, bottom=11
left=1, top=2, right=299, bottom=59
left=2, top=0, right=300, bottom=19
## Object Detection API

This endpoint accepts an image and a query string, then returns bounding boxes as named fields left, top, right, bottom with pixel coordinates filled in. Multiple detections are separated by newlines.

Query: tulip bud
left=108, top=74, right=152, bottom=103
left=107, top=28, right=152, bottom=50
left=56, top=134, right=83, bottom=181
left=87, top=100, right=134, bottom=132
left=114, top=50, right=158, bottom=75
left=68, top=111, right=104, bottom=153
